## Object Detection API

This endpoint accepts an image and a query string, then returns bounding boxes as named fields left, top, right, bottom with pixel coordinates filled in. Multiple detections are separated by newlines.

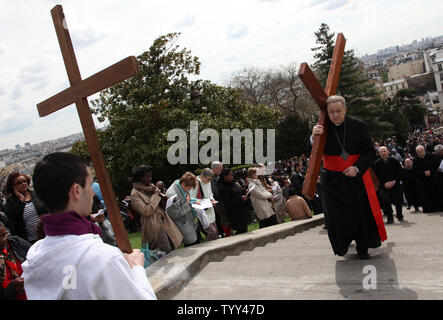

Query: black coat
left=5, top=190, right=48, bottom=240
left=289, top=171, right=305, bottom=196
left=413, top=153, right=442, bottom=212
left=401, top=167, right=419, bottom=195
left=373, top=156, right=402, bottom=186
left=218, top=181, right=249, bottom=231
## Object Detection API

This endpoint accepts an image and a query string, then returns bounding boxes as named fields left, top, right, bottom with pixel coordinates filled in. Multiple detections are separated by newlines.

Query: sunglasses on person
left=15, top=180, right=28, bottom=186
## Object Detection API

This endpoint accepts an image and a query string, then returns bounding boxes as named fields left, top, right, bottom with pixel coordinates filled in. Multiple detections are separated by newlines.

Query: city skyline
left=1, top=0, right=442, bottom=150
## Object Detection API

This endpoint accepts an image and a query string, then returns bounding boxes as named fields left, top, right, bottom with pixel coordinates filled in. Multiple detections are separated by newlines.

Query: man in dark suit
left=373, top=146, right=404, bottom=224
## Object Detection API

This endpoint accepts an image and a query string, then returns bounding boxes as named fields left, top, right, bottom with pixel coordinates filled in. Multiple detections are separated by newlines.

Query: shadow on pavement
left=335, top=242, right=418, bottom=300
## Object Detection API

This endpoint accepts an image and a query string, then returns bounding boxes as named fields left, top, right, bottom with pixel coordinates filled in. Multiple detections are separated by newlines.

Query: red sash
left=323, top=154, right=387, bottom=242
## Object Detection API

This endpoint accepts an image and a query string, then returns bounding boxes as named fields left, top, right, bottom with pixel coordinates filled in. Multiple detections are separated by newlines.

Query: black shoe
left=358, top=253, right=371, bottom=260
left=386, top=219, right=394, bottom=224
left=397, top=217, right=404, bottom=222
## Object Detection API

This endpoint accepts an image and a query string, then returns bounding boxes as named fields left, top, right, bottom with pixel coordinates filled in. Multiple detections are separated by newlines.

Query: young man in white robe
left=21, top=152, right=156, bottom=300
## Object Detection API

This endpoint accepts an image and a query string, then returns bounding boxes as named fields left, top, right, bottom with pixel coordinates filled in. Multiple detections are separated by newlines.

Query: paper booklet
left=191, top=198, right=213, bottom=210
left=246, top=184, right=256, bottom=195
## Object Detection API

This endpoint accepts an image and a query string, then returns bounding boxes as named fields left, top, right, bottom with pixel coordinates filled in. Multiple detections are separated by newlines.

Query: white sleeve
left=309, top=136, right=314, bottom=145
left=96, top=255, right=157, bottom=300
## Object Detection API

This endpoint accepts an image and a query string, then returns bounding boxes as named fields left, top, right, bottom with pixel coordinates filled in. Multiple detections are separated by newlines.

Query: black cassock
left=401, top=167, right=420, bottom=210
left=315, top=116, right=382, bottom=256
left=413, top=153, right=442, bottom=212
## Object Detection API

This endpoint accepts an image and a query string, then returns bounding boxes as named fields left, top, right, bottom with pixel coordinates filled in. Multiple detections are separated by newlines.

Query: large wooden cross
left=37, top=5, right=138, bottom=253
left=299, top=33, right=346, bottom=200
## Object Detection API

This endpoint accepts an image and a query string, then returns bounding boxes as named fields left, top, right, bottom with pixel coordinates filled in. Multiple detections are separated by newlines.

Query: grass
left=128, top=215, right=296, bottom=249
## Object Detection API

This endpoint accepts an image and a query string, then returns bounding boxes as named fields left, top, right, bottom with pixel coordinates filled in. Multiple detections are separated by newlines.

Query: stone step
left=193, top=255, right=443, bottom=282
left=168, top=211, right=443, bottom=300
left=174, top=280, right=428, bottom=300
left=225, top=249, right=443, bottom=262
left=173, top=256, right=443, bottom=300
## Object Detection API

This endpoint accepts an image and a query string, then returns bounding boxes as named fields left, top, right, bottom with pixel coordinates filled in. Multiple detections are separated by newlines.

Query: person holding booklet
left=190, top=168, right=220, bottom=241
left=247, top=167, right=278, bottom=229
left=165, top=172, right=200, bottom=247
left=130, top=165, right=183, bottom=253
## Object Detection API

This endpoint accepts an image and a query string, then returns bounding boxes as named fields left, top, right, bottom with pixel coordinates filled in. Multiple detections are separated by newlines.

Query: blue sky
left=0, top=0, right=442, bottom=150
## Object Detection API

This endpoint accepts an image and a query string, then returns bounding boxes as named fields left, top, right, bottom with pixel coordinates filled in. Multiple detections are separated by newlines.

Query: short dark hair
left=131, top=165, right=152, bottom=183
left=219, top=168, right=233, bottom=184
left=32, top=152, right=89, bottom=213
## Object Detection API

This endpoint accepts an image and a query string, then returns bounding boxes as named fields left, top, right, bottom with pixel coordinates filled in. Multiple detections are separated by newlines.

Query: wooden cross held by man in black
left=299, top=33, right=379, bottom=200
left=298, top=33, right=346, bottom=200
left=37, top=5, right=136, bottom=253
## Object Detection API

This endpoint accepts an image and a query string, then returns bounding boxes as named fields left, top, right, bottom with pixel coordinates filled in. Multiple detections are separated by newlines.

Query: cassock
left=373, top=156, right=404, bottom=221
left=413, top=153, right=442, bottom=212
left=315, top=116, right=386, bottom=256
left=401, top=166, right=420, bottom=210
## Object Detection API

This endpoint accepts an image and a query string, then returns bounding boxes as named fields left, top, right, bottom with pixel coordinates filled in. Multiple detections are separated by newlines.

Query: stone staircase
left=172, top=211, right=443, bottom=300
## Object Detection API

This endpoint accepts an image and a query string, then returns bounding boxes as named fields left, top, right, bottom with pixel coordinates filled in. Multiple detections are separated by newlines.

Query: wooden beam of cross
left=37, top=5, right=138, bottom=253
left=299, top=33, right=346, bottom=200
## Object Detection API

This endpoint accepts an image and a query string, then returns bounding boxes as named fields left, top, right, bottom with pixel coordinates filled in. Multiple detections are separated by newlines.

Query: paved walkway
left=172, top=210, right=443, bottom=300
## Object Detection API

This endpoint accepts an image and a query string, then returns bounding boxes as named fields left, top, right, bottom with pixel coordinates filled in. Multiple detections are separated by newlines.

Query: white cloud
left=0, top=0, right=441, bottom=149
left=0, top=111, right=34, bottom=135
left=227, top=23, right=249, bottom=39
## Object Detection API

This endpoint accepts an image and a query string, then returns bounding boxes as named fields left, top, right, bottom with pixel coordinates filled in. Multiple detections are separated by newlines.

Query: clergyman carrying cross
left=298, top=32, right=386, bottom=259
left=310, top=94, right=386, bottom=259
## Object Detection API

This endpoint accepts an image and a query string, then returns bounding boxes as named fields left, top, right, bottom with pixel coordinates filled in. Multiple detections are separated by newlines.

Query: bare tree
left=228, top=63, right=319, bottom=121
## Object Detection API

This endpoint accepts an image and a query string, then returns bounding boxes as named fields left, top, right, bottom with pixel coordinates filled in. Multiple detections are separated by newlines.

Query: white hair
left=326, top=95, right=346, bottom=108
left=211, top=161, right=223, bottom=170
left=201, top=168, right=214, bottom=179
left=434, top=144, right=443, bottom=152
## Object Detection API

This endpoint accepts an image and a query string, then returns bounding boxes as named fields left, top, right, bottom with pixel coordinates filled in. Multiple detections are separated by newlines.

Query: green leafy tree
left=71, top=33, right=280, bottom=196
left=275, top=114, right=311, bottom=160
left=312, top=23, right=393, bottom=140
left=394, top=88, right=426, bottom=129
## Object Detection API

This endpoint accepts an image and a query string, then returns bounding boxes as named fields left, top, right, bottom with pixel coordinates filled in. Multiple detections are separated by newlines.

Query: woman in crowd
left=190, top=168, right=219, bottom=241
left=0, top=222, right=30, bottom=300
left=247, top=167, right=278, bottom=229
left=5, top=172, right=47, bottom=244
left=130, top=165, right=183, bottom=253
left=165, top=172, right=199, bottom=247
left=218, top=169, right=249, bottom=235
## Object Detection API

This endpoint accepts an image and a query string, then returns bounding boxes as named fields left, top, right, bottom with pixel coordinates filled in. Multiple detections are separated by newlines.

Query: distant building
left=427, top=49, right=443, bottom=109
left=383, top=78, right=408, bottom=98
left=388, top=59, right=425, bottom=81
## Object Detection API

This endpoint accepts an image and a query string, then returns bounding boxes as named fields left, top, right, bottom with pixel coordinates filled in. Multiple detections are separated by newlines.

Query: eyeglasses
left=327, top=109, right=345, bottom=115
left=15, top=180, right=28, bottom=186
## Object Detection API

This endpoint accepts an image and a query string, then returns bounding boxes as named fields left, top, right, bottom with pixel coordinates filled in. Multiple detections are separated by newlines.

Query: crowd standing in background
left=1, top=124, right=443, bottom=299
